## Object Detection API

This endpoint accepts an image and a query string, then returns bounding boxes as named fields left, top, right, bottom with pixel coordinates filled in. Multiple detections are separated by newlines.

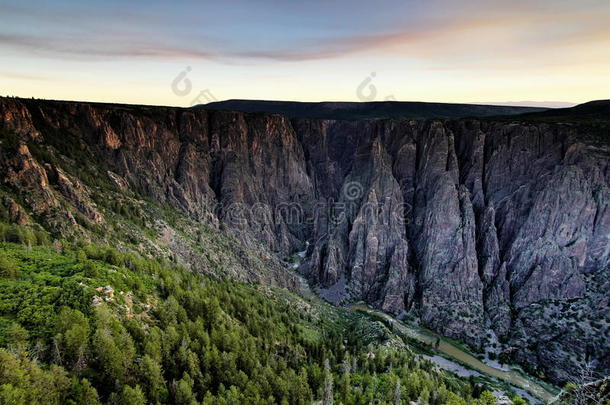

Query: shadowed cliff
left=1, top=97, right=608, bottom=384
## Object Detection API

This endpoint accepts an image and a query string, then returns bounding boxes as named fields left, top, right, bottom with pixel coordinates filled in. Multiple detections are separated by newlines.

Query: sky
left=1, top=0, right=609, bottom=107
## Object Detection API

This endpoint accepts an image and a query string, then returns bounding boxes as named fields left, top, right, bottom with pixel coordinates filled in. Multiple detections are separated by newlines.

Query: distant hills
left=199, top=98, right=610, bottom=122
left=516, top=99, right=610, bottom=123
left=198, top=99, right=548, bottom=120
left=477, top=101, right=577, bottom=108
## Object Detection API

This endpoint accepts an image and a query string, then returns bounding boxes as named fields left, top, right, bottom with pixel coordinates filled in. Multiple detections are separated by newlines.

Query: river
left=289, top=250, right=557, bottom=403
left=351, top=305, right=557, bottom=403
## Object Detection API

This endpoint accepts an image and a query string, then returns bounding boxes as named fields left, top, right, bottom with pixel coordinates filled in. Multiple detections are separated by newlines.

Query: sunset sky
left=1, top=0, right=609, bottom=107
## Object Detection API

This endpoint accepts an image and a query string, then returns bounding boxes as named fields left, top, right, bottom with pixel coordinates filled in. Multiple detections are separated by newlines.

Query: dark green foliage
left=24, top=142, right=60, bottom=167
left=109, top=200, right=146, bottom=228
left=0, top=350, right=73, bottom=405
left=0, top=234, right=499, bottom=404
left=0, top=322, right=29, bottom=354
left=0, top=222, right=50, bottom=247
left=112, top=385, right=146, bottom=405
left=0, top=130, right=20, bottom=152
left=0, top=252, right=19, bottom=279
left=0, top=205, right=9, bottom=224
left=54, top=307, right=90, bottom=370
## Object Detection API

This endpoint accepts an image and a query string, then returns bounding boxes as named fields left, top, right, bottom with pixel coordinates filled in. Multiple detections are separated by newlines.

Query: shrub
left=0, top=253, right=19, bottom=278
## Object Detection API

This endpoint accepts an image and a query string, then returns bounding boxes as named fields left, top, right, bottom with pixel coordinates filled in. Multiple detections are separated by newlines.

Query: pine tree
left=394, top=379, right=402, bottom=405
left=116, top=385, right=146, bottom=405
left=323, top=358, right=334, bottom=405
left=0, top=252, right=18, bottom=279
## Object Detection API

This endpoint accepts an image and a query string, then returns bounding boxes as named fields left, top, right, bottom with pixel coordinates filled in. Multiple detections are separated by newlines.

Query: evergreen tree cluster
left=0, top=223, right=503, bottom=404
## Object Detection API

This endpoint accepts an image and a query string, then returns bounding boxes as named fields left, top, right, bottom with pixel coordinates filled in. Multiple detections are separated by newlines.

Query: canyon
left=1, top=97, right=608, bottom=385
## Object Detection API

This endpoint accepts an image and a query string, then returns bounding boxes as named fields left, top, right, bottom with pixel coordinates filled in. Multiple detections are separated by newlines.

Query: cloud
left=0, top=33, right=221, bottom=61
left=0, top=71, right=50, bottom=81
left=0, top=20, right=484, bottom=63
left=0, top=1, right=608, bottom=67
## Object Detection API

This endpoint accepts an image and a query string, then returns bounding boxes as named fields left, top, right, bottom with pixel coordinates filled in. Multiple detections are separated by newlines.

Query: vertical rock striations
left=1, top=97, right=609, bottom=382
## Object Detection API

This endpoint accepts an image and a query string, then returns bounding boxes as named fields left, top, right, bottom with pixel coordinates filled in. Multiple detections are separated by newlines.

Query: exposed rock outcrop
left=1, top=97, right=608, bottom=383
left=2, top=196, right=31, bottom=225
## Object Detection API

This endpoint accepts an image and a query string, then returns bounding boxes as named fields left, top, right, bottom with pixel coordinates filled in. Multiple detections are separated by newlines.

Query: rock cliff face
left=1, top=97, right=608, bottom=383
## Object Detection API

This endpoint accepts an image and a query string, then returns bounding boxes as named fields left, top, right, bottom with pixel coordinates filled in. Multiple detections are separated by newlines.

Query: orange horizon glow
left=1, top=0, right=609, bottom=107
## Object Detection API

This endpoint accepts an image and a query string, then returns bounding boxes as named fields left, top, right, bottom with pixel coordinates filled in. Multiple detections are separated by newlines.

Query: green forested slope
left=0, top=227, right=508, bottom=404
